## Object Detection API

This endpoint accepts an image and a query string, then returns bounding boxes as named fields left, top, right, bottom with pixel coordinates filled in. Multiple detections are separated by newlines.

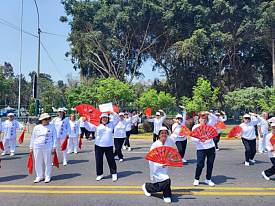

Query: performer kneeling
left=30, top=113, right=57, bottom=183
left=142, top=126, right=175, bottom=203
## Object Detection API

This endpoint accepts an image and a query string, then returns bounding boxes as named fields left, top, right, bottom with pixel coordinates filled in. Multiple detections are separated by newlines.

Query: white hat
left=243, top=114, right=251, bottom=118
left=159, top=126, right=169, bottom=132
left=271, top=123, right=275, bottom=127
left=57, top=108, right=65, bottom=112
left=7, top=113, right=15, bottom=117
left=156, top=112, right=161, bottom=116
left=176, top=114, right=183, bottom=118
left=62, top=107, right=68, bottom=111
left=119, top=112, right=124, bottom=116
left=100, top=113, right=109, bottom=118
left=38, top=113, right=51, bottom=121
left=215, top=112, right=221, bottom=116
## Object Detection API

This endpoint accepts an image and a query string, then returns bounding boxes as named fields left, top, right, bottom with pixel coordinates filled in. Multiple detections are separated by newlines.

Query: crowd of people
left=0, top=107, right=274, bottom=203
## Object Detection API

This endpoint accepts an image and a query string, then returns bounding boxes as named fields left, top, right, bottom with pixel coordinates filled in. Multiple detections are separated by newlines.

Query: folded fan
left=18, top=129, right=26, bottom=144
left=190, top=125, right=218, bottom=141
left=52, top=151, right=59, bottom=168
left=145, top=146, right=183, bottom=167
left=214, top=121, right=226, bottom=129
left=27, top=152, right=33, bottom=174
left=78, top=137, right=83, bottom=149
left=0, top=141, right=4, bottom=150
left=179, top=125, right=191, bottom=136
left=228, top=126, right=243, bottom=138
left=61, top=136, right=69, bottom=151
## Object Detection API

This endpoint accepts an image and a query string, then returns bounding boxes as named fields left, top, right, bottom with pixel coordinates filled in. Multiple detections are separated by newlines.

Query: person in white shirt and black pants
left=123, top=112, right=132, bottom=151
left=94, top=112, right=119, bottom=181
left=147, top=110, right=166, bottom=142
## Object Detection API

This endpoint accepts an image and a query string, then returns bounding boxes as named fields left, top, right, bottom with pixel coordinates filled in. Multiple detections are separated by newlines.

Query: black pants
left=213, top=134, right=221, bottom=149
left=153, top=133, right=159, bottom=142
left=80, top=127, right=90, bottom=139
left=175, top=140, right=187, bottom=158
left=264, top=158, right=275, bottom=177
left=124, top=131, right=131, bottom=147
left=241, top=138, right=256, bottom=162
left=114, top=138, right=125, bottom=159
left=145, top=179, right=172, bottom=198
left=195, top=147, right=216, bottom=180
left=95, top=145, right=117, bottom=176
left=132, top=125, right=138, bottom=134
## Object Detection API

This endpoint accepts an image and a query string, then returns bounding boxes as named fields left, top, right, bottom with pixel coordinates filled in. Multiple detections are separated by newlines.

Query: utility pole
left=273, top=37, right=275, bottom=87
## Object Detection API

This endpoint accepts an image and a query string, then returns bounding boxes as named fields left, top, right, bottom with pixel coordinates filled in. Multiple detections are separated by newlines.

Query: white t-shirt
left=69, top=120, right=80, bottom=138
left=240, top=117, right=261, bottom=140
left=114, top=120, right=127, bottom=138
left=51, top=117, right=71, bottom=140
left=30, top=124, right=57, bottom=149
left=2, top=120, right=24, bottom=140
left=148, top=114, right=167, bottom=135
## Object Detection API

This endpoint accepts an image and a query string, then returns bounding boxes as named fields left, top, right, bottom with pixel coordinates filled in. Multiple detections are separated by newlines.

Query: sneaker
left=244, top=161, right=250, bottom=166
left=142, top=184, right=151, bottom=197
left=1, top=152, right=6, bottom=156
left=44, top=177, right=51, bottom=183
left=163, top=197, right=172, bottom=203
left=128, top=147, right=132, bottom=151
left=63, top=161, right=67, bottom=166
left=67, top=150, right=72, bottom=154
left=182, top=158, right=188, bottom=163
left=193, top=179, right=199, bottom=186
left=261, top=171, right=270, bottom=181
left=249, top=159, right=256, bottom=164
left=119, top=159, right=124, bottom=162
left=205, top=179, right=215, bottom=187
left=112, top=174, right=118, bottom=182
left=34, top=177, right=43, bottom=183
left=10, top=152, right=15, bottom=156
left=122, top=146, right=127, bottom=150
left=74, top=151, right=78, bottom=154
left=96, top=175, right=103, bottom=181
left=216, top=148, right=220, bottom=151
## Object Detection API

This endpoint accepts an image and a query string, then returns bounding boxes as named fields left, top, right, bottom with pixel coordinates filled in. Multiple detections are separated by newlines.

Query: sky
left=0, top=0, right=162, bottom=83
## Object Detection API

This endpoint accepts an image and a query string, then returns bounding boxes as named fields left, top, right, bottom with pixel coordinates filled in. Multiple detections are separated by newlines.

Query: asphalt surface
left=0, top=137, right=274, bottom=206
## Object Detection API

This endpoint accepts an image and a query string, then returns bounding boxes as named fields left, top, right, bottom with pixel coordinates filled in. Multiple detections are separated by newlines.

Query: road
left=0, top=138, right=274, bottom=206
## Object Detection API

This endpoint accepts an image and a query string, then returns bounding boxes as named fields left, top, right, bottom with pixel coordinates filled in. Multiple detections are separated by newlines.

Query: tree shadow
left=1, top=156, right=21, bottom=160
left=211, top=175, right=236, bottom=184
left=51, top=173, right=81, bottom=181
left=67, top=159, right=89, bottom=165
left=124, top=156, right=143, bottom=161
left=0, top=174, right=28, bottom=182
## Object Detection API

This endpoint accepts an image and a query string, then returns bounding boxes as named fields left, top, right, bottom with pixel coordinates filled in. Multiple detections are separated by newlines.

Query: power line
left=41, top=31, right=66, bottom=37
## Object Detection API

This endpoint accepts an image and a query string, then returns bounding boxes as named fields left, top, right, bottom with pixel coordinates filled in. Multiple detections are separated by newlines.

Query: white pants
left=258, top=134, right=267, bottom=153
left=68, top=136, right=78, bottom=153
left=3, top=138, right=16, bottom=153
left=57, top=138, right=67, bottom=163
left=33, top=146, right=52, bottom=179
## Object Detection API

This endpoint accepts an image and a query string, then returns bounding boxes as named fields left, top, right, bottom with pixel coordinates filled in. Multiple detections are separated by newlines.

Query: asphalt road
left=0, top=138, right=274, bottom=206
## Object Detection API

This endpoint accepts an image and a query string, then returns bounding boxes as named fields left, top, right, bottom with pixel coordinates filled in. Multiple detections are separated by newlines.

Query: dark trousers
left=264, top=158, right=275, bottom=177
left=132, top=125, right=138, bottom=134
left=153, top=133, right=159, bottom=142
left=80, top=127, right=90, bottom=139
left=114, top=138, right=125, bottom=159
left=195, top=147, right=216, bottom=180
left=213, top=134, right=221, bottom=149
left=95, top=145, right=117, bottom=176
left=241, top=138, right=256, bottom=162
left=175, top=140, right=187, bottom=158
left=124, top=131, right=131, bottom=147
left=145, top=179, right=172, bottom=198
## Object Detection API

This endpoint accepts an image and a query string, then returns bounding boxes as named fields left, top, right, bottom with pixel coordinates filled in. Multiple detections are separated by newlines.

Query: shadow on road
left=1, top=156, right=21, bottom=160
left=124, top=156, right=143, bottom=161
left=104, top=171, right=143, bottom=179
left=51, top=173, right=81, bottom=181
left=0, top=174, right=28, bottom=182
left=212, top=175, right=236, bottom=184
left=67, top=159, right=90, bottom=165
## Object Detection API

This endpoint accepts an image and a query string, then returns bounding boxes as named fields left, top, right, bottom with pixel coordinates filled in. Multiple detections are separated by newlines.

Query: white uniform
left=114, top=120, right=127, bottom=138
left=265, top=133, right=275, bottom=158
left=30, top=124, right=57, bottom=179
left=191, top=124, right=215, bottom=150
left=2, top=119, right=24, bottom=153
left=149, top=137, right=175, bottom=183
left=171, top=111, right=187, bottom=142
left=258, top=117, right=269, bottom=153
left=68, top=120, right=80, bottom=153
left=125, top=117, right=132, bottom=132
left=79, top=118, right=96, bottom=132
left=240, top=117, right=261, bottom=140
left=148, top=113, right=167, bottom=135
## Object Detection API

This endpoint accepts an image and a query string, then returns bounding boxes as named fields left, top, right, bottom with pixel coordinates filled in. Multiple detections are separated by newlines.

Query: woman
left=67, top=114, right=80, bottom=154
left=214, top=111, right=227, bottom=151
left=79, top=116, right=96, bottom=140
left=1, top=113, right=24, bottom=156
left=123, top=112, right=132, bottom=151
left=94, top=112, right=119, bottom=181
left=191, top=112, right=216, bottom=187
left=30, top=113, right=57, bottom=183
left=51, top=108, right=70, bottom=166
left=142, top=126, right=175, bottom=203
left=147, top=110, right=167, bottom=142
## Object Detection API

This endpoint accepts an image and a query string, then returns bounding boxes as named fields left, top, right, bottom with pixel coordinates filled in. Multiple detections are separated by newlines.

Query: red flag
left=78, top=137, right=83, bottom=150
left=0, top=141, right=4, bottom=150
left=145, top=108, right=152, bottom=117
left=18, top=129, right=26, bottom=144
left=27, top=152, right=33, bottom=175
left=52, top=151, right=59, bottom=168
left=61, top=136, right=69, bottom=151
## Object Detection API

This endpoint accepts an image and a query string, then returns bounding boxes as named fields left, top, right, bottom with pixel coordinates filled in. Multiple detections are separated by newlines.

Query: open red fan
left=61, top=136, right=69, bottom=151
left=228, top=126, right=243, bottom=138
left=78, top=136, right=83, bottom=150
left=75, top=104, right=102, bottom=126
left=27, top=152, right=33, bottom=175
left=145, top=108, right=152, bottom=117
left=214, top=121, right=226, bottom=129
left=179, top=125, right=191, bottom=136
left=52, top=150, right=59, bottom=168
left=145, top=146, right=183, bottom=167
left=18, top=129, right=26, bottom=144
left=190, top=125, right=218, bottom=141
left=0, top=141, right=4, bottom=150
left=270, top=134, right=275, bottom=145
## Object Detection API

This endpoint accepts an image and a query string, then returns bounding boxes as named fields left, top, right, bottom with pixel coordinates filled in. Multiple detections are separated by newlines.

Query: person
left=192, top=112, right=216, bottom=187
left=238, top=113, right=263, bottom=166
left=206, top=111, right=220, bottom=151
left=261, top=123, right=275, bottom=180
left=257, top=112, right=269, bottom=154
left=79, top=116, right=96, bottom=140
left=30, top=113, right=57, bottom=183
left=67, top=114, right=80, bottom=154
left=123, top=112, right=132, bottom=151
left=214, top=111, right=227, bottom=151
left=1, top=113, right=24, bottom=156
left=51, top=108, right=70, bottom=166
left=94, top=112, right=119, bottom=181
left=171, top=111, right=188, bottom=163
left=131, top=111, right=139, bottom=134
left=147, top=110, right=167, bottom=142
left=142, top=126, right=175, bottom=203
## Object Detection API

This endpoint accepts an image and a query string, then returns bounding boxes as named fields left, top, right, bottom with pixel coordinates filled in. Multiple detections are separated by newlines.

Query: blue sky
left=0, top=0, right=162, bottom=82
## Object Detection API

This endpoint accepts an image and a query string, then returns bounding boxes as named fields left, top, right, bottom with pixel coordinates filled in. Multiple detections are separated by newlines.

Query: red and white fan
left=190, top=125, right=218, bottom=141
left=227, top=126, right=243, bottom=138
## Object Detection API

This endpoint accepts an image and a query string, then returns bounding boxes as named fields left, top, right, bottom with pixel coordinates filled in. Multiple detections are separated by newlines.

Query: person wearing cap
left=261, top=123, right=275, bottom=180
left=142, top=126, right=175, bottom=203
left=213, top=111, right=227, bottom=151
left=67, top=114, right=81, bottom=154
left=257, top=112, right=269, bottom=154
left=171, top=110, right=188, bottom=163
left=147, top=110, right=167, bottom=142
left=30, top=113, right=57, bottom=183
left=1, top=113, right=24, bottom=156
left=123, top=112, right=132, bottom=151
left=191, top=112, right=216, bottom=187
left=239, top=113, right=263, bottom=166
left=131, top=111, right=139, bottom=134
left=50, top=108, right=71, bottom=166
left=94, top=112, right=120, bottom=181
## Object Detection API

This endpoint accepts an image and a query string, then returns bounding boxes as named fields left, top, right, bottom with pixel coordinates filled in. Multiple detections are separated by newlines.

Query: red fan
left=75, top=104, right=101, bottom=126
left=270, top=134, right=275, bottom=145
left=61, top=136, right=69, bottom=151
left=0, top=141, right=4, bottom=150
left=18, top=129, right=26, bottom=144
left=190, top=125, right=218, bottom=141
left=145, top=146, right=183, bottom=167
left=145, top=108, right=152, bottom=117
left=78, top=136, right=83, bottom=150
left=228, top=126, right=243, bottom=138
left=27, top=152, right=33, bottom=175
left=52, top=150, right=59, bottom=168
left=179, top=125, right=191, bottom=136
left=214, top=121, right=226, bottom=129
left=112, top=104, right=119, bottom=113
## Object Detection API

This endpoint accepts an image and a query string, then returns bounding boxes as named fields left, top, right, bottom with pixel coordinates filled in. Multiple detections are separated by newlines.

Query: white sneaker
left=205, top=179, right=215, bottom=187
left=122, top=146, right=127, bottom=150
left=142, top=184, right=151, bottom=197
left=261, top=171, right=270, bottom=181
left=1, top=152, right=6, bottom=156
left=182, top=158, right=188, bottom=163
left=44, top=177, right=51, bottom=183
left=67, top=150, right=72, bottom=154
left=74, top=150, right=78, bottom=154
left=249, top=159, right=256, bottom=164
left=63, top=161, right=67, bottom=166
left=128, top=147, right=132, bottom=151
left=119, top=159, right=124, bottom=162
left=193, top=179, right=199, bottom=186
left=216, top=148, right=220, bottom=151
left=245, top=161, right=250, bottom=166
left=10, top=152, right=15, bottom=156
left=34, top=177, right=43, bottom=183
left=96, top=175, right=103, bottom=181
left=112, top=174, right=118, bottom=182
left=163, top=197, right=171, bottom=203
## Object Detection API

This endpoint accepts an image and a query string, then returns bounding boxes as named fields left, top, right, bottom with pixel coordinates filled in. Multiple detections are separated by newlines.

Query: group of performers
left=0, top=107, right=274, bottom=203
